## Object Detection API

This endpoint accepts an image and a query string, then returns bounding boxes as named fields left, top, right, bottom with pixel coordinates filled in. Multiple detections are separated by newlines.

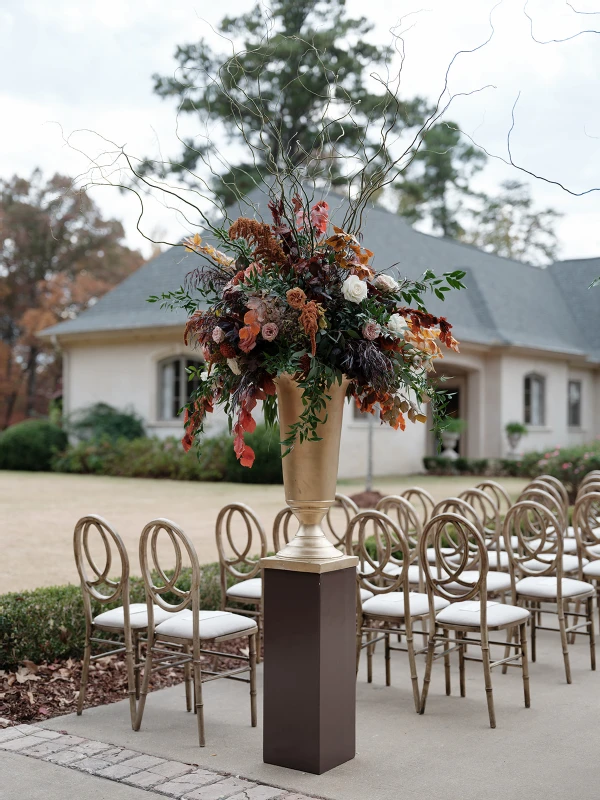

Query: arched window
left=524, top=373, right=545, bottom=426
left=158, top=356, right=203, bottom=420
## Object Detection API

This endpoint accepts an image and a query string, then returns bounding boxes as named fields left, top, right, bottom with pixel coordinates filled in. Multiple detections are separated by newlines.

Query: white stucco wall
left=498, top=353, right=598, bottom=455
left=61, top=330, right=426, bottom=478
left=60, top=330, right=600, bottom=476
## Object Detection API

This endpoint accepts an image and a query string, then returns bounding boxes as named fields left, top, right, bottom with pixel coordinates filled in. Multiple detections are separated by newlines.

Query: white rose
left=227, top=358, right=241, bottom=375
left=374, top=273, right=398, bottom=292
left=342, top=274, right=368, bottom=304
left=387, top=313, right=408, bottom=336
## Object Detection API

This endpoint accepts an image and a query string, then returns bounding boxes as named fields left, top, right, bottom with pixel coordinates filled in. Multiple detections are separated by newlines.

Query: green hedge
left=52, top=435, right=228, bottom=481
left=0, top=419, right=68, bottom=471
left=423, top=456, right=489, bottom=476
left=0, top=563, right=224, bottom=669
left=52, top=424, right=283, bottom=484
left=67, top=402, right=146, bottom=442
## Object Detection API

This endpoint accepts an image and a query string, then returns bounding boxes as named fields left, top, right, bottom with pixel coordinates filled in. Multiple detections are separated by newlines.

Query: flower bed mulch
left=349, top=490, right=385, bottom=509
left=0, top=639, right=252, bottom=725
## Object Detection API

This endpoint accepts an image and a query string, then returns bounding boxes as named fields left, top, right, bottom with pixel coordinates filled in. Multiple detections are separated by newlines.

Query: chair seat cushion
left=530, top=537, right=578, bottom=554
left=362, top=592, right=449, bottom=619
left=93, top=603, right=172, bottom=630
left=155, top=609, right=257, bottom=641
left=515, top=576, right=595, bottom=599
left=426, top=547, right=455, bottom=564
left=521, top=554, right=584, bottom=573
left=360, top=588, right=374, bottom=602
left=436, top=600, right=529, bottom=629
left=226, top=577, right=262, bottom=601
left=583, top=560, right=600, bottom=578
left=499, top=536, right=520, bottom=551
left=448, top=551, right=510, bottom=570
left=446, top=570, right=511, bottom=594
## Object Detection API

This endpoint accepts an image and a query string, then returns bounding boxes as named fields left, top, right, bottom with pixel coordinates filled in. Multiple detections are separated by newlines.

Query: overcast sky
left=1, top=0, right=599, bottom=260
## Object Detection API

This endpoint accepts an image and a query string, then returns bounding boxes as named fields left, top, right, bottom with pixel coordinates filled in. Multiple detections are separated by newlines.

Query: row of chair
left=74, top=471, right=600, bottom=741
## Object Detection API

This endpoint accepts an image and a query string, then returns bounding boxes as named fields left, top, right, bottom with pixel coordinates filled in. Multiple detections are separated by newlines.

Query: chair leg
left=458, top=631, right=466, bottom=697
left=193, top=652, right=205, bottom=747
left=442, top=629, right=451, bottom=696
left=124, top=631, right=137, bottom=730
left=558, top=602, right=572, bottom=684
left=256, top=610, right=263, bottom=666
left=134, top=641, right=155, bottom=732
left=356, top=628, right=363, bottom=676
left=249, top=633, right=257, bottom=728
left=502, top=627, right=514, bottom=676
left=183, top=644, right=192, bottom=712
left=385, top=631, right=391, bottom=687
left=481, top=642, right=496, bottom=729
left=77, top=636, right=91, bottom=716
left=406, top=626, right=420, bottom=713
left=530, top=604, right=537, bottom=663
left=519, top=622, right=531, bottom=708
left=588, top=595, right=596, bottom=672
left=419, top=632, right=436, bottom=715
left=133, top=632, right=142, bottom=701
left=367, top=631, right=374, bottom=684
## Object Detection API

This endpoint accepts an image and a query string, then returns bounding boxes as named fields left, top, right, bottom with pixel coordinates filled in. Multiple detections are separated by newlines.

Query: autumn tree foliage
left=0, top=171, right=143, bottom=427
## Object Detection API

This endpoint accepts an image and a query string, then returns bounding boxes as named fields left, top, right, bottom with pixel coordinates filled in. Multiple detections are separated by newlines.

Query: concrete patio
left=37, top=625, right=600, bottom=800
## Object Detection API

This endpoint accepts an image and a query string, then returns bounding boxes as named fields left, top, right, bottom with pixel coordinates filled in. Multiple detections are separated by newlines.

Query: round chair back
left=503, top=500, right=564, bottom=579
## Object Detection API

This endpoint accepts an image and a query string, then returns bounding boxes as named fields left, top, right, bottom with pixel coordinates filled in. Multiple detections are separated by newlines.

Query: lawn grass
left=0, top=471, right=528, bottom=592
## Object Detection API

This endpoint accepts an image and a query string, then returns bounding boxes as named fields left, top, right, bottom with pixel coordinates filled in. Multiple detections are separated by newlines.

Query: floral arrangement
left=152, top=193, right=464, bottom=468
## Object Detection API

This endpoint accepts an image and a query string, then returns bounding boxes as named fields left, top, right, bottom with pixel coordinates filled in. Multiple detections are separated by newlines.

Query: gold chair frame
left=347, top=510, right=422, bottom=712
left=136, top=518, right=257, bottom=747
left=73, top=514, right=138, bottom=727
left=216, top=503, right=266, bottom=661
left=503, top=500, right=595, bottom=683
left=419, top=512, right=530, bottom=729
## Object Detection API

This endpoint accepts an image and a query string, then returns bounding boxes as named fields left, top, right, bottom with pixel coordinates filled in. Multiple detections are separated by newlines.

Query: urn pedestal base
left=262, top=556, right=358, bottom=775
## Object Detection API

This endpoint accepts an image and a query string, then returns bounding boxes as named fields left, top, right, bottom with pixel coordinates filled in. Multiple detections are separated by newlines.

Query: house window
left=568, top=380, right=582, bottom=428
left=159, top=356, right=203, bottom=420
left=524, top=374, right=545, bottom=426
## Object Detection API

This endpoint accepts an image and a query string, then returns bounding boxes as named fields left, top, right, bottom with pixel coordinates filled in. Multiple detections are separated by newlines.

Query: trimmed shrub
left=423, top=456, right=489, bottom=476
left=0, top=419, right=68, bottom=471
left=67, top=402, right=145, bottom=441
left=0, top=563, right=224, bottom=669
left=52, top=435, right=229, bottom=481
left=224, top=424, right=283, bottom=484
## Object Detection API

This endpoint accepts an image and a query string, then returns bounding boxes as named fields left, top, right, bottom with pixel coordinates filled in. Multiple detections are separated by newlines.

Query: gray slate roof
left=40, top=190, right=600, bottom=363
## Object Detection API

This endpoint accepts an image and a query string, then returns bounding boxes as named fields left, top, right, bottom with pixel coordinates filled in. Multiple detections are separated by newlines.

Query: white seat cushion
left=361, top=562, right=421, bottom=584
left=426, top=547, right=455, bottom=564
left=530, top=537, right=578, bottom=554
left=226, top=577, right=262, bottom=600
left=155, top=609, right=257, bottom=640
left=588, top=544, right=600, bottom=556
left=360, top=588, right=374, bottom=602
left=93, top=603, right=173, bottom=630
left=448, top=551, right=509, bottom=569
left=436, top=600, right=529, bottom=629
left=487, top=551, right=510, bottom=569
left=446, top=571, right=511, bottom=594
left=361, top=560, right=402, bottom=577
left=516, top=576, right=595, bottom=599
left=362, top=592, right=449, bottom=619
left=521, top=554, right=584, bottom=573
left=499, top=536, right=519, bottom=551
left=583, top=560, right=600, bottom=578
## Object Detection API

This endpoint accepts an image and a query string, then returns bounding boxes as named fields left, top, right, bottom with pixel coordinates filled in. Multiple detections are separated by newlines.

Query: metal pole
left=366, top=410, right=375, bottom=492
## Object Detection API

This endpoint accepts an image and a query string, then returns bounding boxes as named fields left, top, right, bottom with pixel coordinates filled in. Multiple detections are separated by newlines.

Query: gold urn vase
left=274, top=373, right=349, bottom=562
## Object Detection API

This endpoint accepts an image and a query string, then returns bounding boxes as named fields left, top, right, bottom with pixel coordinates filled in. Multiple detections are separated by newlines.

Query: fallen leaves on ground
left=0, top=638, right=253, bottom=724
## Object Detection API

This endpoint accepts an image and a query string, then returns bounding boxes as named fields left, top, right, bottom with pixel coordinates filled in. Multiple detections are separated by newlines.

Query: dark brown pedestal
left=262, top=563, right=357, bottom=775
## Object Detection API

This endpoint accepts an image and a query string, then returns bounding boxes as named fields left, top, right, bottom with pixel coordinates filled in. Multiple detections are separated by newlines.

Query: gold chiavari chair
left=216, top=503, right=266, bottom=661
left=74, top=514, right=173, bottom=727
left=419, top=513, right=531, bottom=728
left=136, top=518, right=258, bottom=747
left=503, top=500, right=595, bottom=683
left=349, top=510, right=450, bottom=712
